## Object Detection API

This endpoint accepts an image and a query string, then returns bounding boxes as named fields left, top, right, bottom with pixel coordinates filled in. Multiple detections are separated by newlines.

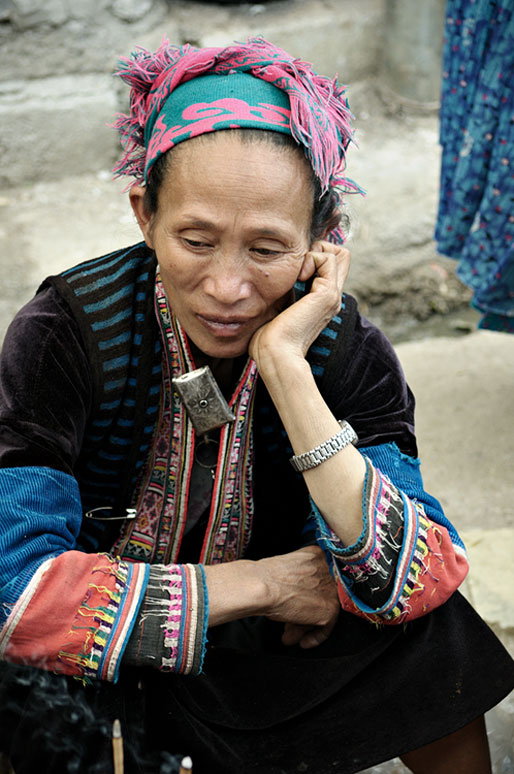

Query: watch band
left=289, top=420, right=358, bottom=473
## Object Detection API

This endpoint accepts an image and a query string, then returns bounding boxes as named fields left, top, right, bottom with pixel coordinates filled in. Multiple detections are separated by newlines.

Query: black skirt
left=1, top=591, right=513, bottom=774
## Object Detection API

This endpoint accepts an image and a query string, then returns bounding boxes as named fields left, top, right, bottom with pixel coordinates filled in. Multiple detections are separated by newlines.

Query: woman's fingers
left=282, top=612, right=339, bottom=649
left=298, top=242, right=351, bottom=324
left=249, top=242, right=351, bottom=365
left=298, top=252, right=316, bottom=282
left=281, top=622, right=309, bottom=647
left=300, top=618, right=338, bottom=649
left=258, top=546, right=340, bottom=632
left=310, top=243, right=350, bottom=291
left=298, top=240, right=350, bottom=284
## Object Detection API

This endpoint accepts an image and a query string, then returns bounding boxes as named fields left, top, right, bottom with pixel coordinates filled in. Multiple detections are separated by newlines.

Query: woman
left=0, top=37, right=512, bottom=774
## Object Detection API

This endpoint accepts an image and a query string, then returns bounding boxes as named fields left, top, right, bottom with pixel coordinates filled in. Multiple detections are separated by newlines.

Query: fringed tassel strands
left=111, top=36, right=363, bottom=200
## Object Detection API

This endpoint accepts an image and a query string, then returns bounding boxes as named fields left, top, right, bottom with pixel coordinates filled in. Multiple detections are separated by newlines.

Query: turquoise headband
left=144, top=72, right=292, bottom=181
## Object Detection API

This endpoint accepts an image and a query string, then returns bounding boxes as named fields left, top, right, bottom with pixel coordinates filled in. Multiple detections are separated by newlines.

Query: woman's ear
left=129, top=186, right=155, bottom=249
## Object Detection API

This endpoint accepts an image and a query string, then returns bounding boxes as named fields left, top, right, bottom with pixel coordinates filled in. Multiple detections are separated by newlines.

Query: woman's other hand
left=249, top=241, right=350, bottom=367
left=258, top=545, right=340, bottom=648
left=203, top=546, right=340, bottom=648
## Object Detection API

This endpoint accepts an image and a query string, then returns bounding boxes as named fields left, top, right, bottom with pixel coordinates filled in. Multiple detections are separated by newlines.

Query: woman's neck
left=189, top=342, right=246, bottom=399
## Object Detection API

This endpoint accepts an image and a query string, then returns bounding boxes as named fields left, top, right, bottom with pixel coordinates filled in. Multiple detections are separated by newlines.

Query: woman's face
left=130, top=132, right=313, bottom=359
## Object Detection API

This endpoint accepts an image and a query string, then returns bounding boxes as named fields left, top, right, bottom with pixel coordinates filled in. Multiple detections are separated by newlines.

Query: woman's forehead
left=170, top=130, right=309, bottom=172
left=164, top=132, right=313, bottom=204
left=157, top=136, right=313, bottom=234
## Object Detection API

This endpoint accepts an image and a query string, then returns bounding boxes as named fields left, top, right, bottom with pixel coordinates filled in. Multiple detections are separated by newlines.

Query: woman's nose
left=202, top=256, right=252, bottom=304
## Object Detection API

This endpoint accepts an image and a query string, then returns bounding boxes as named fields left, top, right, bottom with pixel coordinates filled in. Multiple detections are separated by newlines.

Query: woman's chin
left=189, top=333, right=251, bottom=361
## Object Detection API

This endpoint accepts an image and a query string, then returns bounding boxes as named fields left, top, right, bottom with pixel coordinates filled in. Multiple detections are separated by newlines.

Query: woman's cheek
left=271, top=287, right=296, bottom=316
left=255, top=257, right=304, bottom=315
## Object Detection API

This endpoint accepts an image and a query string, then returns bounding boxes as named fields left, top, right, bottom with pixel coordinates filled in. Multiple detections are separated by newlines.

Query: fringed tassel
left=57, top=558, right=130, bottom=682
left=111, top=35, right=364, bottom=200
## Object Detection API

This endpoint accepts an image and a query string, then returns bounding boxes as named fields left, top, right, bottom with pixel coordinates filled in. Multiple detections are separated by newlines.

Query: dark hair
left=143, top=129, right=342, bottom=243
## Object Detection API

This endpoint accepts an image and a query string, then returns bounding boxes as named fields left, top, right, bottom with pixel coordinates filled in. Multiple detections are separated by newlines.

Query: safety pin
left=84, top=507, right=137, bottom=521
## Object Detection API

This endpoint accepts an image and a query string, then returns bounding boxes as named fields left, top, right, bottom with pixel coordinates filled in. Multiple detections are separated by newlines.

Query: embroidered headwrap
left=112, top=36, right=362, bottom=244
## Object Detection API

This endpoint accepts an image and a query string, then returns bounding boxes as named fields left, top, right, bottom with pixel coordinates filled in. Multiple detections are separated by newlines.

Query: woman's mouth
left=196, top=314, right=254, bottom=337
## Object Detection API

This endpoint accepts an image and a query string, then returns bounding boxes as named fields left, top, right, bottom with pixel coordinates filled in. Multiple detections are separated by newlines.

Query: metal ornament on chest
left=172, top=366, right=235, bottom=435
left=172, top=366, right=236, bottom=479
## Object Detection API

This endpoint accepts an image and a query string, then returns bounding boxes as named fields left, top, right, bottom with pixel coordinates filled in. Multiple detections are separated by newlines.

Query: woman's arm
left=203, top=544, right=339, bottom=626
left=0, top=290, right=204, bottom=680
left=249, top=242, right=366, bottom=546
left=0, top=286, right=337, bottom=680
left=249, top=242, right=469, bottom=624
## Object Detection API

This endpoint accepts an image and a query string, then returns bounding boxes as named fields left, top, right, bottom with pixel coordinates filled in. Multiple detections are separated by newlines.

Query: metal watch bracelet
left=289, top=420, right=358, bottom=473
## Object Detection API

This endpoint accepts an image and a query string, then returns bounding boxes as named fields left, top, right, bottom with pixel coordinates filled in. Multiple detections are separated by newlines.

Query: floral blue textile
left=435, top=0, right=514, bottom=332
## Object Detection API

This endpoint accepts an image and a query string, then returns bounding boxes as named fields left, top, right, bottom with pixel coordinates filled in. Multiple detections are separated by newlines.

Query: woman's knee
left=399, top=715, right=491, bottom=774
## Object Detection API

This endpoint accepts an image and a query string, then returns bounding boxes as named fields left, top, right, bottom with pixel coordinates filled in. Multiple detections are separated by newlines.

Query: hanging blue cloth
left=435, top=0, right=514, bottom=333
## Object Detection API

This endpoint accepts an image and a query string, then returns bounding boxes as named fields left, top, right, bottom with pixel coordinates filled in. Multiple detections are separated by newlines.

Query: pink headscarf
left=112, top=36, right=362, bottom=198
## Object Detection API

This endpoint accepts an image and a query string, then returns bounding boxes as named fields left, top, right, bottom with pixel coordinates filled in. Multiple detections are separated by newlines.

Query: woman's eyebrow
left=179, top=217, right=295, bottom=242
left=246, top=220, right=301, bottom=242
left=179, top=217, right=216, bottom=230
left=252, top=227, right=291, bottom=239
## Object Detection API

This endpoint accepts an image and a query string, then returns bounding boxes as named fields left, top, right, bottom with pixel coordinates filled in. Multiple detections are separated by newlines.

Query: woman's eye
left=183, top=238, right=210, bottom=249
left=252, top=247, right=281, bottom=258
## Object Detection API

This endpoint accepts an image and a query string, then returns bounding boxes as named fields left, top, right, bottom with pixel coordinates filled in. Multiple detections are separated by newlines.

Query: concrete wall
left=0, top=0, right=445, bottom=187
left=380, top=0, right=446, bottom=104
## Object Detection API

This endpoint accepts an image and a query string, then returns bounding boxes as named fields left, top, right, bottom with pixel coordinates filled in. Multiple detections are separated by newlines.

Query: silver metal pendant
left=172, top=366, right=235, bottom=435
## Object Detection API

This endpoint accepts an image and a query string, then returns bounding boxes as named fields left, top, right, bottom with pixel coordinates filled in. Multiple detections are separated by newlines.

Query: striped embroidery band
left=115, top=273, right=258, bottom=565
left=162, top=563, right=205, bottom=674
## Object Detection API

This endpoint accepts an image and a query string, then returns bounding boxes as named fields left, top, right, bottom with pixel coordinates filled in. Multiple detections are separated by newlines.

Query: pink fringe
left=112, top=36, right=364, bottom=211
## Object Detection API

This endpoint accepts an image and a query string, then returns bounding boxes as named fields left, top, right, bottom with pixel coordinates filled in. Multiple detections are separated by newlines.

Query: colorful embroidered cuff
left=0, top=552, right=149, bottom=684
left=313, top=458, right=405, bottom=608
left=123, top=563, right=208, bottom=675
left=313, top=444, right=470, bottom=624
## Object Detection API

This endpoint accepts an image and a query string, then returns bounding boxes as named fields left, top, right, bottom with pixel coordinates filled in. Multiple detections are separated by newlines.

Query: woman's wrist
left=203, top=559, right=270, bottom=626
left=253, top=345, right=312, bottom=395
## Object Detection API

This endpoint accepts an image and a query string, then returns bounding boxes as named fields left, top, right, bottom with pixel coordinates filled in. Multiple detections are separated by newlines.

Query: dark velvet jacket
left=0, top=242, right=417, bottom=561
left=5, top=245, right=512, bottom=774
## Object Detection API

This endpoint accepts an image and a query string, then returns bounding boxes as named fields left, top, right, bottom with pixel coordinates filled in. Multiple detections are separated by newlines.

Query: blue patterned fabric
left=0, top=467, right=82, bottom=625
left=360, top=442, right=465, bottom=550
left=435, top=0, right=514, bottom=332
left=43, top=243, right=163, bottom=550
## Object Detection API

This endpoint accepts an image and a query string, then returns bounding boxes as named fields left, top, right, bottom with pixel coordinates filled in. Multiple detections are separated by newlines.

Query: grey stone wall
left=380, top=0, right=446, bottom=104
left=0, top=0, right=445, bottom=187
left=0, top=0, right=170, bottom=185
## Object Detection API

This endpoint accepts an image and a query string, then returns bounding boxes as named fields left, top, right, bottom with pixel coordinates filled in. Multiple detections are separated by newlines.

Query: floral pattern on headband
left=145, top=98, right=291, bottom=177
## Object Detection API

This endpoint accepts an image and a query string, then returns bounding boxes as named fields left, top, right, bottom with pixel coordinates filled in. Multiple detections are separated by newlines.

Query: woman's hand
left=257, top=545, right=340, bottom=648
left=203, top=546, right=340, bottom=648
left=249, top=241, right=350, bottom=368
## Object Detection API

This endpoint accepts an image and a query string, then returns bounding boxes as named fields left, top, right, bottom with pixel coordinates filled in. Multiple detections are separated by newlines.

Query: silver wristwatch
left=289, top=420, right=358, bottom=473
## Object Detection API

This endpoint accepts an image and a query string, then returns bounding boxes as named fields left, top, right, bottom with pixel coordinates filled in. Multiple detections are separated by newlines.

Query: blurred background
left=0, top=0, right=475, bottom=342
